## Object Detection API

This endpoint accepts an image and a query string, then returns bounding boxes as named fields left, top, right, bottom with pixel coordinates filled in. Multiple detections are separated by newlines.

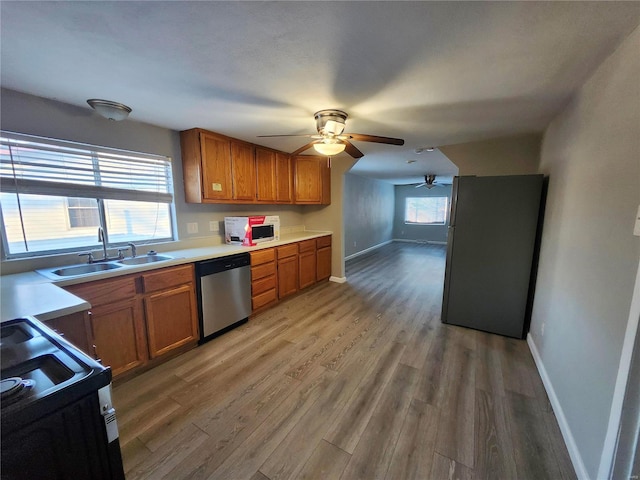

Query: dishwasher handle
left=196, top=253, right=250, bottom=276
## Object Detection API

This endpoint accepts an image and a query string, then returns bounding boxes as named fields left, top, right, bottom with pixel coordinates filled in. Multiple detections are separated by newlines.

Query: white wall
left=343, top=173, right=395, bottom=258
left=529, top=25, right=640, bottom=479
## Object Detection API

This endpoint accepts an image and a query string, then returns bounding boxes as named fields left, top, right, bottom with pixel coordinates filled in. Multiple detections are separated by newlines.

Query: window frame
left=0, top=132, right=176, bottom=260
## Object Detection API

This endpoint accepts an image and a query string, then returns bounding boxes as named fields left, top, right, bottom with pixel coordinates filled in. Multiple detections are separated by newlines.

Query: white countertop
left=0, top=231, right=331, bottom=323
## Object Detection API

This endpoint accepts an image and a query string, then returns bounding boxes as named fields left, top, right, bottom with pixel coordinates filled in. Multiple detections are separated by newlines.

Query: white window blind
left=0, top=132, right=173, bottom=203
left=0, top=132, right=174, bottom=258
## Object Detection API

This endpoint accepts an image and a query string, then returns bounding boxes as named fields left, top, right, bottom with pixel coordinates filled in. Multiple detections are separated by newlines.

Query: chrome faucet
left=98, top=227, right=108, bottom=260
left=127, top=242, right=137, bottom=258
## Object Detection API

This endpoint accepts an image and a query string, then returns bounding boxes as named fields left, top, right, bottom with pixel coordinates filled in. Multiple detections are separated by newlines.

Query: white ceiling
left=1, top=2, right=638, bottom=185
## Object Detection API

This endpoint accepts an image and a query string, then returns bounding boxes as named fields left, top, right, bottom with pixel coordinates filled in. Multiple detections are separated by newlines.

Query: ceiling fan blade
left=343, top=140, right=364, bottom=159
left=290, top=140, right=319, bottom=156
left=257, top=134, right=320, bottom=138
left=345, top=133, right=404, bottom=146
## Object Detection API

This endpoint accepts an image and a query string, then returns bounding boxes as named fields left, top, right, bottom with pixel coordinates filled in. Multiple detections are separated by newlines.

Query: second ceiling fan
left=258, top=109, right=404, bottom=158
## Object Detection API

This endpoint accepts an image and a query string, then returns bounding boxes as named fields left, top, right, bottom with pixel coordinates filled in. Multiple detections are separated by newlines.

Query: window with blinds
left=0, top=132, right=175, bottom=258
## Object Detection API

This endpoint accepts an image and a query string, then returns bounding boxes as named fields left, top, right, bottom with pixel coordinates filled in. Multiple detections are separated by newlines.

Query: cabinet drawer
left=277, top=244, right=298, bottom=259
left=141, top=264, right=194, bottom=293
left=252, top=262, right=276, bottom=281
left=252, top=288, right=277, bottom=310
left=250, top=248, right=275, bottom=266
left=252, top=274, right=276, bottom=296
left=298, top=239, right=316, bottom=253
left=316, top=235, right=332, bottom=248
left=65, top=275, right=137, bottom=307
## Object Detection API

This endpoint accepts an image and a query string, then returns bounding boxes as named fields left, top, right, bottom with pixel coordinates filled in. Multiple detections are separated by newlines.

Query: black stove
left=1, top=316, right=125, bottom=480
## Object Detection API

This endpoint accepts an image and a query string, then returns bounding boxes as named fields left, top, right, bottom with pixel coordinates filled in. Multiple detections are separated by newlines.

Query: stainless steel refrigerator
left=441, top=175, right=544, bottom=338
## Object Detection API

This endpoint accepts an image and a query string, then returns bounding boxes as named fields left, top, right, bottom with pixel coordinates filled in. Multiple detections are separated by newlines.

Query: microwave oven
left=224, top=216, right=280, bottom=246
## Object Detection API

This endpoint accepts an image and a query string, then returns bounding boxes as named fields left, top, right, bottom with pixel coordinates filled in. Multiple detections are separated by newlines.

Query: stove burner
left=1, top=377, right=35, bottom=406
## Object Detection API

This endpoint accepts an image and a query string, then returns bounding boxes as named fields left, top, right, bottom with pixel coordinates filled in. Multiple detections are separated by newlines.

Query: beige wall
left=302, top=157, right=358, bottom=279
left=440, top=133, right=541, bottom=176
left=530, top=26, right=640, bottom=479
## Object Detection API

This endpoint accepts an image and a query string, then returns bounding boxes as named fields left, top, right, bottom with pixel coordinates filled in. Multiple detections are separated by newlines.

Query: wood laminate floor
left=113, top=242, right=576, bottom=480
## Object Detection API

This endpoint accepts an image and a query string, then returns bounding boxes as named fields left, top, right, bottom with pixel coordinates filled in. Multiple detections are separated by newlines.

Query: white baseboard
left=392, top=238, right=447, bottom=245
left=344, top=240, right=393, bottom=261
left=329, top=276, right=347, bottom=284
left=527, top=334, right=590, bottom=480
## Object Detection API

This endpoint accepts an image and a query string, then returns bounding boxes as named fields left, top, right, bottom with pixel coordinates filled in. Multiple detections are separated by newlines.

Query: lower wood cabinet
left=89, top=299, right=147, bottom=377
left=249, top=235, right=332, bottom=313
left=62, top=264, right=198, bottom=379
left=316, top=235, right=332, bottom=281
left=144, top=283, right=198, bottom=359
left=298, top=239, right=317, bottom=289
left=277, top=244, right=298, bottom=299
left=45, top=311, right=92, bottom=356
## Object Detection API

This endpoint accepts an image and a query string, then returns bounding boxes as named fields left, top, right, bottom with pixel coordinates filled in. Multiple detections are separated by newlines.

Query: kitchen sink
left=116, top=254, right=173, bottom=266
left=50, top=263, right=123, bottom=277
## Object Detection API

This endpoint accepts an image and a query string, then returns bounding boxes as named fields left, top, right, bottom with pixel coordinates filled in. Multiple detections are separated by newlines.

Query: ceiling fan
left=415, top=174, right=448, bottom=189
left=258, top=109, right=404, bottom=159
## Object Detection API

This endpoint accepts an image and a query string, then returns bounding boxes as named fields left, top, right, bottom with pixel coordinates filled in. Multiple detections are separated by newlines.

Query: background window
left=67, top=198, right=100, bottom=228
left=405, top=197, right=448, bottom=225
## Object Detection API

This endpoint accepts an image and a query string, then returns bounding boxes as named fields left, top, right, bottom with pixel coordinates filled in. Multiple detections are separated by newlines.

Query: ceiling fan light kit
left=258, top=109, right=404, bottom=159
left=313, top=142, right=346, bottom=156
left=87, top=99, right=132, bottom=121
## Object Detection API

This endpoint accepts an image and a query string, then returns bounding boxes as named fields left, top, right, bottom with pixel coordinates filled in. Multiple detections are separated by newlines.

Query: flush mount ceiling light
left=313, top=140, right=346, bottom=156
left=87, top=99, right=132, bottom=121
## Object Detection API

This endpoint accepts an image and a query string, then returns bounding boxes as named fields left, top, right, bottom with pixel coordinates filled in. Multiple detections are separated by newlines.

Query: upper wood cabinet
left=180, top=128, right=328, bottom=205
left=275, top=152, right=293, bottom=203
left=230, top=141, right=256, bottom=201
left=255, top=147, right=277, bottom=202
left=293, top=155, right=331, bottom=205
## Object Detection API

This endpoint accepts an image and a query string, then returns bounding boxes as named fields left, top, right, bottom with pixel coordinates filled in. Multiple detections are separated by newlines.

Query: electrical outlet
left=187, top=222, right=198, bottom=234
left=541, top=322, right=545, bottom=336
left=209, top=221, right=219, bottom=232
left=353, top=241, right=357, bottom=247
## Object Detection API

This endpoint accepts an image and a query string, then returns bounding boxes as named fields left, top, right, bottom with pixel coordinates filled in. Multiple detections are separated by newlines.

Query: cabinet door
left=317, top=246, right=332, bottom=281
left=46, top=311, right=93, bottom=357
left=200, top=131, right=233, bottom=200
left=144, top=284, right=198, bottom=358
left=277, top=255, right=298, bottom=299
left=255, top=148, right=277, bottom=202
left=275, top=152, right=292, bottom=203
left=293, top=156, right=322, bottom=204
left=89, top=299, right=147, bottom=377
left=299, top=250, right=317, bottom=289
left=231, top=141, right=257, bottom=201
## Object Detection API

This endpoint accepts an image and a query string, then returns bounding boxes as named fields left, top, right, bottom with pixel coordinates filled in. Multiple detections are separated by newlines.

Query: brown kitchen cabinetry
left=63, top=264, right=199, bottom=379
left=250, top=248, right=278, bottom=312
left=45, top=310, right=93, bottom=357
left=230, top=141, right=256, bottom=201
left=255, top=147, right=277, bottom=202
left=316, top=235, right=332, bottom=281
left=142, top=265, right=198, bottom=359
left=298, top=239, right=317, bottom=289
left=181, top=128, right=329, bottom=205
left=277, top=244, right=298, bottom=299
left=275, top=152, right=293, bottom=202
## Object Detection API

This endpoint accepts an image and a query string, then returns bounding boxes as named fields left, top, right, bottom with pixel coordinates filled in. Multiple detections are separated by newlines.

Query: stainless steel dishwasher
left=195, top=253, right=251, bottom=343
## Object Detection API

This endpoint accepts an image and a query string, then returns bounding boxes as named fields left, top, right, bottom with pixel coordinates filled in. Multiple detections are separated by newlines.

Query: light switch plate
left=209, top=221, right=219, bottom=232
left=187, top=222, right=198, bottom=234
left=634, top=205, right=640, bottom=237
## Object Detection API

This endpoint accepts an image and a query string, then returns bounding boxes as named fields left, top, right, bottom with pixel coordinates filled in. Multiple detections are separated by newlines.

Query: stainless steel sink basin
left=116, top=255, right=172, bottom=266
left=50, top=263, right=123, bottom=277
